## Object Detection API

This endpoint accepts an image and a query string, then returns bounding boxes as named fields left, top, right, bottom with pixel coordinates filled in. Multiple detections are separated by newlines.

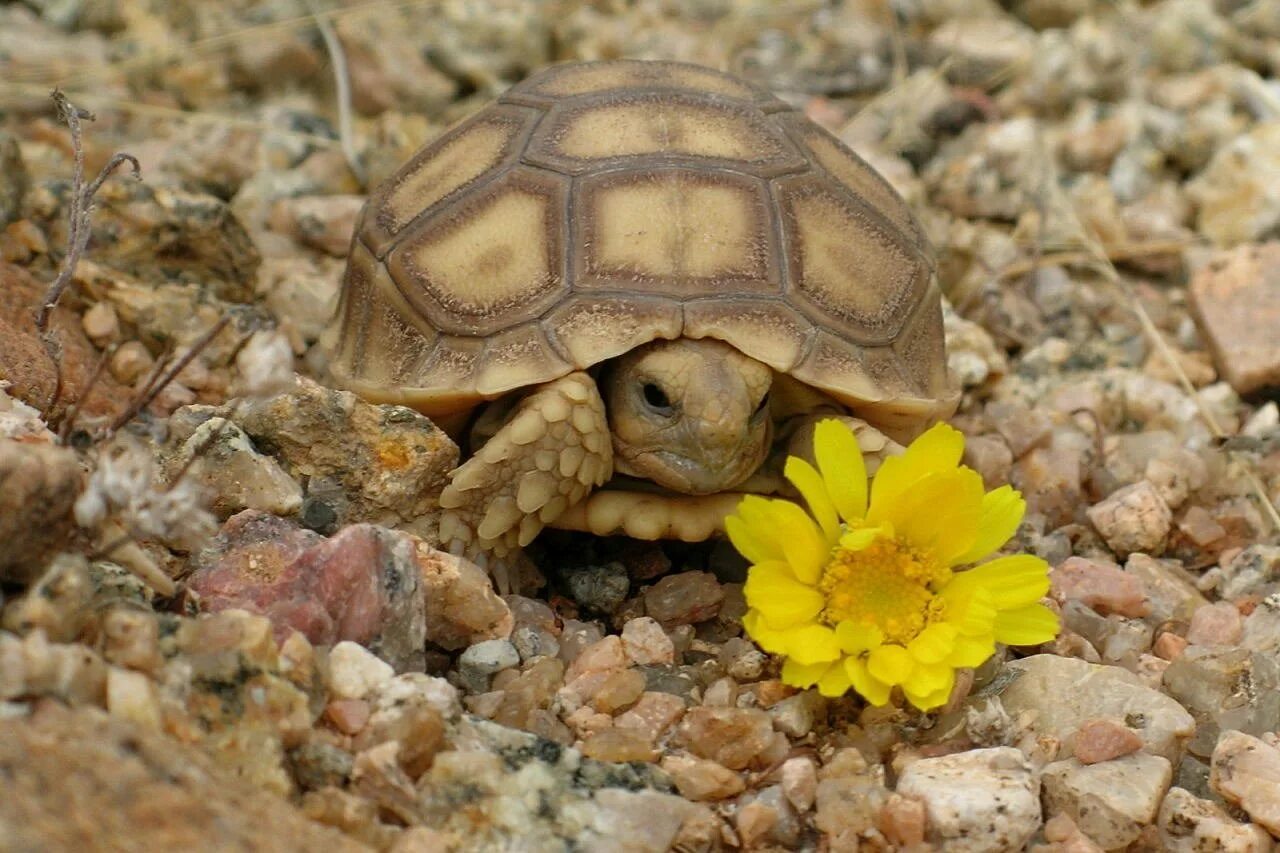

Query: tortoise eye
left=642, top=382, right=673, bottom=414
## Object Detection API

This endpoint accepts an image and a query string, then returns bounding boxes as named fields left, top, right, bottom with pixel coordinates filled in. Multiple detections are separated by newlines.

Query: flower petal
left=953, top=485, right=1026, bottom=565
left=846, top=657, right=892, bottom=706
left=743, top=561, right=825, bottom=628
left=867, top=644, right=915, bottom=686
left=903, top=675, right=955, bottom=711
left=940, top=584, right=998, bottom=636
left=946, top=633, right=996, bottom=668
left=907, top=622, right=958, bottom=665
left=962, top=554, right=1052, bottom=610
left=817, top=660, right=854, bottom=698
left=868, top=422, right=964, bottom=517
left=993, top=603, right=1060, bottom=647
left=835, top=620, right=884, bottom=654
left=742, top=609, right=792, bottom=655
left=785, top=456, right=840, bottom=544
left=781, top=659, right=831, bottom=689
left=868, top=468, right=985, bottom=566
left=814, top=419, right=868, bottom=522
left=903, top=663, right=953, bottom=700
left=726, top=512, right=783, bottom=565
left=745, top=496, right=829, bottom=584
left=786, top=624, right=843, bottom=666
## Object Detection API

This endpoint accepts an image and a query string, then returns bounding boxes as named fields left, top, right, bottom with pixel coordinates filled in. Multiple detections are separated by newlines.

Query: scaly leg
left=438, top=372, right=612, bottom=592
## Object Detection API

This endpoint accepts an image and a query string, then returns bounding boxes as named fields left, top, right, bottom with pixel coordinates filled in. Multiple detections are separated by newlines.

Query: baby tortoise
left=324, top=59, right=959, bottom=583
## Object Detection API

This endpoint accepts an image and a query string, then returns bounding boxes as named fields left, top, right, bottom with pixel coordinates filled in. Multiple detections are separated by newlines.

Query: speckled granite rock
left=0, top=702, right=368, bottom=852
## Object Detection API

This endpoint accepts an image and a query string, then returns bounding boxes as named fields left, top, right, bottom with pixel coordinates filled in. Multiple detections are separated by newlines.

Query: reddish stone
left=1051, top=557, right=1150, bottom=617
left=188, top=511, right=425, bottom=670
left=0, top=263, right=130, bottom=422
left=1073, top=718, right=1143, bottom=764
left=1189, top=244, right=1280, bottom=395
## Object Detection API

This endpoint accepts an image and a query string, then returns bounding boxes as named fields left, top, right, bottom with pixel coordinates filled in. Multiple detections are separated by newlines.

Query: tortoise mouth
left=616, top=445, right=762, bottom=496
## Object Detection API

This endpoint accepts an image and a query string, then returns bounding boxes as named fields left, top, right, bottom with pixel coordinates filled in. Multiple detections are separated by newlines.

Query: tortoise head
left=604, top=338, right=773, bottom=495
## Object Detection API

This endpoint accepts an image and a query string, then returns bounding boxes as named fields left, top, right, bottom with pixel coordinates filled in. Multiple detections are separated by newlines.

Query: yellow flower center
left=818, top=533, right=951, bottom=644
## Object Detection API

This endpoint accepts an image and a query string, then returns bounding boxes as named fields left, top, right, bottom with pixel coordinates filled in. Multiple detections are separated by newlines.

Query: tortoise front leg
left=438, top=372, right=612, bottom=591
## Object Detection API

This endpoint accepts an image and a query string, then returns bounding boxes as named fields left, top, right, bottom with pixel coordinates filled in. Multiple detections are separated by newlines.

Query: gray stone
left=999, top=655, right=1195, bottom=763
left=896, top=747, right=1041, bottom=852
left=173, top=417, right=303, bottom=519
left=1041, top=754, right=1172, bottom=849
left=1163, top=646, right=1280, bottom=760
left=564, top=563, right=631, bottom=615
left=1219, top=546, right=1280, bottom=601
left=457, top=639, right=520, bottom=692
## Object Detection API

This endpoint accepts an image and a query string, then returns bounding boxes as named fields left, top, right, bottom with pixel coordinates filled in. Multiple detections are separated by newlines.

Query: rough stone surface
left=0, top=440, right=82, bottom=583
left=417, top=548, right=513, bottom=651
left=171, top=417, right=303, bottom=519
left=1073, top=718, right=1144, bottom=764
left=0, top=703, right=364, bottom=852
left=1210, top=730, right=1280, bottom=836
left=1000, top=655, right=1195, bottom=762
left=236, top=378, right=458, bottom=528
left=0, top=263, right=130, bottom=422
left=1188, top=244, right=1280, bottom=395
left=1051, top=556, right=1150, bottom=617
left=188, top=511, right=426, bottom=671
left=1159, top=786, right=1275, bottom=852
left=1087, top=481, right=1173, bottom=556
left=1041, top=753, right=1173, bottom=849
left=896, top=747, right=1041, bottom=852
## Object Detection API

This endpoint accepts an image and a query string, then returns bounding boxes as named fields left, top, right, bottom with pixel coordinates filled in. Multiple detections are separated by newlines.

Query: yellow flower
left=727, top=420, right=1059, bottom=711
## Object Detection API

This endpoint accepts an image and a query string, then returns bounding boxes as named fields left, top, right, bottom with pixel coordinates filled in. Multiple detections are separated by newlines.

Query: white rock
left=1041, top=754, right=1172, bottom=849
left=1158, top=786, right=1275, bottom=852
left=1211, top=730, right=1280, bottom=835
left=327, top=641, right=394, bottom=700
left=896, top=747, right=1041, bottom=852
left=999, top=654, right=1195, bottom=762
left=179, top=418, right=303, bottom=517
left=106, top=666, right=162, bottom=730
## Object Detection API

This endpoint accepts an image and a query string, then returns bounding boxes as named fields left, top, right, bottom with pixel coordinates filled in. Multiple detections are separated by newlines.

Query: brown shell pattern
left=326, top=59, right=955, bottom=437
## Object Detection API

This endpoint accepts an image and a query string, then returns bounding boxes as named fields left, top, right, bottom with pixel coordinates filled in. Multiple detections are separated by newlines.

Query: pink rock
left=614, top=692, right=686, bottom=742
left=1051, top=557, right=1150, bottom=617
left=188, top=511, right=425, bottom=670
left=1072, top=719, right=1143, bottom=764
left=1187, top=601, right=1244, bottom=646
left=1188, top=244, right=1280, bottom=395
left=1153, top=632, right=1188, bottom=661
left=325, top=699, right=370, bottom=735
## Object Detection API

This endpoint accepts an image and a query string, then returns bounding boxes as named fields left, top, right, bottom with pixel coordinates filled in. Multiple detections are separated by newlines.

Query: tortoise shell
left=325, top=60, right=957, bottom=440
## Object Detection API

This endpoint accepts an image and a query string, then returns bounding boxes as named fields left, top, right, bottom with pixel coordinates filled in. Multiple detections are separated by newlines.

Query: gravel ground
left=2, top=0, right=1280, bottom=850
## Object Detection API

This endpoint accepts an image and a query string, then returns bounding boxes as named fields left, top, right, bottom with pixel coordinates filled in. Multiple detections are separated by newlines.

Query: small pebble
left=328, top=642, right=394, bottom=701
left=1186, top=601, right=1243, bottom=646
left=1073, top=718, right=1144, bottom=764
left=620, top=617, right=674, bottom=666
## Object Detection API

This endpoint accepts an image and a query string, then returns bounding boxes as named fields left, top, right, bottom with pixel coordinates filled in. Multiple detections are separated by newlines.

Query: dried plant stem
left=995, top=240, right=1197, bottom=282
left=163, top=400, right=244, bottom=493
left=92, top=519, right=176, bottom=597
left=57, top=344, right=114, bottom=443
left=107, top=316, right=231, bottom=434
left=1012, top=133, right=1279, bottom=534
left=36, top=93, right=141, bottom=332
left=307, top=0, right=367, bottom=185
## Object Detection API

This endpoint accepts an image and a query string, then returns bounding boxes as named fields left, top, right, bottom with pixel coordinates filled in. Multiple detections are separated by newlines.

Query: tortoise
left=323, top=59, right=958, bottom=581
